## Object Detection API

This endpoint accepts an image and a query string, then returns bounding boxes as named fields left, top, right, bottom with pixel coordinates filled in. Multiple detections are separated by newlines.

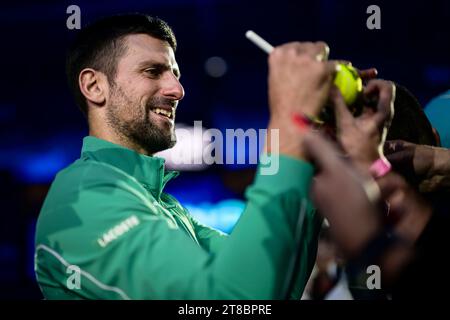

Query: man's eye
left=145, top=68, right=160, bottom=77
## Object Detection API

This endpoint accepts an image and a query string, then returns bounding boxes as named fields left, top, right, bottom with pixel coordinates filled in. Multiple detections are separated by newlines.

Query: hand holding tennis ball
left=333, top=63, right=363, bottom=106
left=245, top=31, right=364, bottom=107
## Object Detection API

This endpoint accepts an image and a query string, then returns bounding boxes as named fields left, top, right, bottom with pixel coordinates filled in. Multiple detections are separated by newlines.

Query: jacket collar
left=80, top=136, right=179, bottom=199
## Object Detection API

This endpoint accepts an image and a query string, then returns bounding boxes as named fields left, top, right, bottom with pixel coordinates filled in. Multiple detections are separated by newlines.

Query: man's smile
left=150, top=106, right=175, bottom=120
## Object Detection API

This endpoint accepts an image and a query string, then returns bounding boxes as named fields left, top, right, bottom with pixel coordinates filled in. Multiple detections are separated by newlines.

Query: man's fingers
left=385, top=150, right=412, bottom=166
left=374, top=81, right=395, bottom=127
left=384, top=140, right=415, bottom=167
left=330, top=85, right=353, bottom=130
left=384, top=140, right=409, bottom=154
left=302, top=131, right=342, bottom=171
left=364, top=80, right=396, bottom=129
left=359, top=68, right=378, bottom=82
left=315, top=41, right=330, bottom=61
left=334, top=59, right=351, bottom=66
left=274, top=41, right=330, bottom=60
left=376, top=173, right=408, bottom=199
left=324, top=60, right=340, bottom=78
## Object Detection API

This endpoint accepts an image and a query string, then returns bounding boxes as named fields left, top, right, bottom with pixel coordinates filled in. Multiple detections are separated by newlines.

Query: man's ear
left=432, top=127, right=441, bottom=147
left=78, top=68, right=108, bottom=106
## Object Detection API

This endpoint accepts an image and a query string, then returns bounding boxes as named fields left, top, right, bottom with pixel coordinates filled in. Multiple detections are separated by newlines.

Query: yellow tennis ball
left=333, top=63, right=363, bottom=106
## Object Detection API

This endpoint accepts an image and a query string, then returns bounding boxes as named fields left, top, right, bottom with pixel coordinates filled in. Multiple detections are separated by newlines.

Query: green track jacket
left=34, top=136, right=322, bottom=299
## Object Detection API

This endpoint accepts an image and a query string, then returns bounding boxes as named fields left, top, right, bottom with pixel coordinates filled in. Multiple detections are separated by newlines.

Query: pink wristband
left=369, top=157, right=392, bottom=178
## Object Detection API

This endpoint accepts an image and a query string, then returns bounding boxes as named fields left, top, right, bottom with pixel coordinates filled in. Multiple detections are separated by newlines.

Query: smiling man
left=34, top=14, right=333, bottom=299
left=70, top=16, right=182, bottom=155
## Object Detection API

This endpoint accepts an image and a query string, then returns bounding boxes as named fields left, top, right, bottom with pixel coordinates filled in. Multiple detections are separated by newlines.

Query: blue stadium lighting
left=185, top=199, right=245, bottom=234
left=16, top=150, right=68, bottom=183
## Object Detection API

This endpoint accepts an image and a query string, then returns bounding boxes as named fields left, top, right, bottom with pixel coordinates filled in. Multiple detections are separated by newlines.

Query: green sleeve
left=287, top=207, right=322, bottom=299
left=36, top=155, right=315, bottom=299
left=187, top=215, right=229, bottom=254
left=185, top=192, right=321, bottom=299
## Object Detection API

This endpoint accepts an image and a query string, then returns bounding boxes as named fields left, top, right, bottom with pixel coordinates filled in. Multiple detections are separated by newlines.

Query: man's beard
left=106, top=84, right=176, bottom=155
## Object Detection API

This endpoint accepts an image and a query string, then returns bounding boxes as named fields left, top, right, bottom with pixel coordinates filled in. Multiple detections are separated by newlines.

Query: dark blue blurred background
left=0, top=0, right=449, bottom=299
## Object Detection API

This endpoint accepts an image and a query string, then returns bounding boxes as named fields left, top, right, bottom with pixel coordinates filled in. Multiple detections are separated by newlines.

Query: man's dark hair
left=66, top=14, right=177, bottom=116
left=387, top=83, right=438, bottom=146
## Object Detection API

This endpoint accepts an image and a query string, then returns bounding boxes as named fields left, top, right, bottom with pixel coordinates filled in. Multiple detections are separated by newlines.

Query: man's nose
left=161, top=74, right=185, bottom=101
